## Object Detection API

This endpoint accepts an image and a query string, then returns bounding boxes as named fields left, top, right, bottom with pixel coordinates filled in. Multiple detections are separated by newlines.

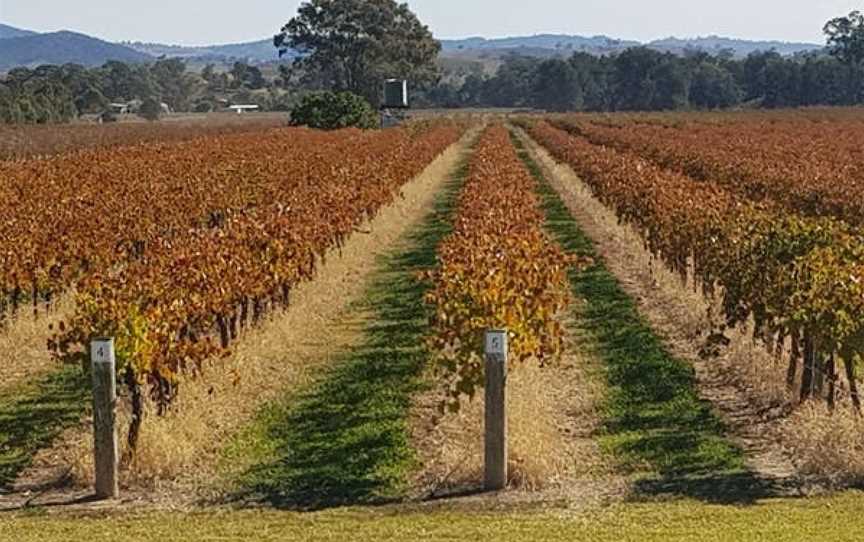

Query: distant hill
left=441, top=34, right=641, bottom=54
left=125, top=39, right=289, bottom=63
left=440, top=33, right=822, bottom=59
left=144, top=33, right=819, bottom=64
left=0, top=31, right=152, bottom=71
left=0, top=24, right=825, bottom=72
left=647, top=35, right=821, bottom=57
left=0, top=23, right=37, bottom=40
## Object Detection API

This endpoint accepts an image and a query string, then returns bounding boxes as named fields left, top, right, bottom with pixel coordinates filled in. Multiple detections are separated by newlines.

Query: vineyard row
left=50, top=121, right=465, bottom=450
left=550, top=115, right=864, bottom=226
left=525, top=120, right=864, bottom=410
left=0, top=126, right=394, bottom=314
left=424, top=124, right=575, bottom=406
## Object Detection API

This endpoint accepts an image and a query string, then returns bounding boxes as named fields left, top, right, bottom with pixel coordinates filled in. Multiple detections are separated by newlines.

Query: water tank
left=383, top=79, right=409, bottom=109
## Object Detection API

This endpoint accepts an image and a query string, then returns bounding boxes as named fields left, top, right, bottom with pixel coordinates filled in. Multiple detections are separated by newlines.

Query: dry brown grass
left=61, top=310, right=365, bottom=488
left=783, top=402, right=864, bottom=485
left=412, top=325, right=610, bottom=496
left=517, top=125, right=864, bottom=486
left=22, top=130, right=478, bottom=494
left=424, top=361, right=570, bottom=491
left=0, top=295, right=75, bottom=391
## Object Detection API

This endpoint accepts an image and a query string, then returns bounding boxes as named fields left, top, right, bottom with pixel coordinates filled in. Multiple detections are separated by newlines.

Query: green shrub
left=193, top=99, right=214, bottom=113
left=138, top=97, right=162, bottom=121
left=289, top=91, right=378, bottom=130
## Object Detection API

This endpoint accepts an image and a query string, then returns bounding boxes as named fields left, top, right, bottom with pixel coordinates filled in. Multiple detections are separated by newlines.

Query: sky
left=0, top=0, right=860, bottom=46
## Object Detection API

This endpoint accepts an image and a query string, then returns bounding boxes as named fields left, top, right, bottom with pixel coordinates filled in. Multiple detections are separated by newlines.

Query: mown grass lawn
left=3, top=491, right=863, bottom=542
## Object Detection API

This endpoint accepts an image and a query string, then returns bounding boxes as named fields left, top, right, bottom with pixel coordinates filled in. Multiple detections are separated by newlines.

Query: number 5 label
left=485, top=330, right=508, bottom=357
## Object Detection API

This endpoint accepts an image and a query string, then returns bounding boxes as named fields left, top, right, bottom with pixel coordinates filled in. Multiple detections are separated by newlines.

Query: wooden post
left=91, top=337, right=119, bottom=500
left=484, top=329, right=508, bottom=491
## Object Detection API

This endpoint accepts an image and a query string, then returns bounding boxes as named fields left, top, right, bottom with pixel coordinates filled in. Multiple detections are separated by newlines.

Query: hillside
left=125, top=38, right=288, bottom=62
left=0, top=25, right=824, bottom=71
left=441, top=33, right=822, bottom=58
left=0, top=23, right=36, bottom=40
left=0, top=31, right=151, bottom=70
left=648, top=35, right=821, bottom=56
left=131, top=33, right=824, bottom=65
left=441, top=34, right=641, bottom=53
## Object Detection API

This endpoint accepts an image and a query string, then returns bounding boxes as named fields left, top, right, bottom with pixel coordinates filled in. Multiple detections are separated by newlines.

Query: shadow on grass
left=230, top=162, right=468, bottom=511
left=512, top=131, right=787, bottom=505
left=0, top=367, right=89, bottom=491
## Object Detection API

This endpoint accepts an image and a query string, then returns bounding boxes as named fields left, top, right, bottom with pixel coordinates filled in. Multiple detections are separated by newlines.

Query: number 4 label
left=91, top=338, right=115, bottom=364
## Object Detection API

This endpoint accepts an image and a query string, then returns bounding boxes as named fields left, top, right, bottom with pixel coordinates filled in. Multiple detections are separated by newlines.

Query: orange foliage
left=424, top=124, right=575, bottom=405
left=50, top=123, right=464, bottom=413
left=526, top=119, right=864, bottom=408
left=552, top=115, right=864, bottom=225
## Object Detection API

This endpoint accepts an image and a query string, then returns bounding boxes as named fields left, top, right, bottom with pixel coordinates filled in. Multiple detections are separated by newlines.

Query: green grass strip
left=510, top=131, right=759, bottom=502
left=6, top=490, right=864, bottom=541
left=228, top=162, right=468, bottom=510
left=0, top=367, right=90, bottom=490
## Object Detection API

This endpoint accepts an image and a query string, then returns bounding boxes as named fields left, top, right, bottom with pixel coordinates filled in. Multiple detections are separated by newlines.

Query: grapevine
left=49, top=121, right=466, bottom=451
left=424, top=124, right=577, bottom=408
left=525, top=119, right=864, bottom=410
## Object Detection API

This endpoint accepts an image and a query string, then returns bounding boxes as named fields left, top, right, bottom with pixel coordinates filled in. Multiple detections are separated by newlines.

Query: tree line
left=4, top=4, right=864, bottom=123
left=418, top=47, right=864, bottom=112
left=416, top=10, right=864, bottom=112
left=3, top=49, right=861, bottom=124
left=0, top=59, right=297, bottom=123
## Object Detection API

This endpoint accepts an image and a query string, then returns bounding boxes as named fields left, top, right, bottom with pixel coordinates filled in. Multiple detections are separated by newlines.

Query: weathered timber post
left=91, top=337, right=119, bottom=499
left=484, top=329, right=508, bottom=491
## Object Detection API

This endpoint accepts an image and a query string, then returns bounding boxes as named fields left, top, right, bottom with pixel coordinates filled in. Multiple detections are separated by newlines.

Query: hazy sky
left=0, top=0, right=859, bottom=46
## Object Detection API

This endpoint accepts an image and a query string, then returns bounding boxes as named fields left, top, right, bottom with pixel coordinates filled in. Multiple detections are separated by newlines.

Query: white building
left=108, top=103, right=129, bottom=115
left=228, top=104, right=260, bottom=114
